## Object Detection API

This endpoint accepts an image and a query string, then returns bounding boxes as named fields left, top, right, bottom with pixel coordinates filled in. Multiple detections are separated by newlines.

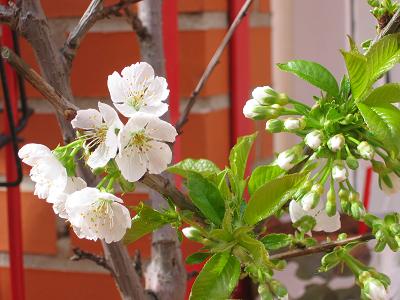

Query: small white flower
left=382, top=172, right=400, bottom=195
left=365, top=278, right=388, bottom=300
left=107, top=62, right=169, bottom=117
left=332, top=164, right=348, bottom=182
left=65, top=187, right=131, bottom=243
left=276, top=150, right=295, bottom=171
left=289, top=200, right=340, bottom=233
left=305, top=130, right=323, bottom=150
left=284, top=118, right=303, bottom=131
left=243, top=99, right=261, bottom=119
left=47, top=177, right=87, bottom=219
left=72, top=102, right=123, bottom=169
left=18, top=143, right=52, bottom=166
left=301, top=192, right=317, bottom=211
left=327, top=134, right=345, bottom=152
left=116, top=113, right=177, bottom=182
left=357, top=141, right=375, bottom=160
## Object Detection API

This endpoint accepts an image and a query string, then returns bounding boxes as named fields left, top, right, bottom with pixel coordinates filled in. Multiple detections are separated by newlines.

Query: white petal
left=107, top=71, right=126, bottom=105
left=289, top=200, right=306, bottom=223
left=98, top=202, right=131, bottom=243
left=98, top=102, right=123, bottom=129
left=314, top=210, right=341, bottom=232
left=147, top=141, right=172, bottom=174
left=144, top=76, right=169, bottom=104
left=71, top=109, right=102, bottom=129
left=140, top=102, right=169, bottom=117
left=114, top=102, right=139, bottom=117
left=144, top=116, right=177, bottom=142
left=18, top=143, right=52, bottom=166
left=121, top=62, right=154, bottom=86
left=116, top=149, right=147, bottom=182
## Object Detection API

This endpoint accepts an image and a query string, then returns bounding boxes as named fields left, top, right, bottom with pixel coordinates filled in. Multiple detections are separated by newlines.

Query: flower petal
left=314, top=210, right=341, bottom=232
left=115, top=149, right=147, bottom=182
left=141, top=102, right=169, bottom=117
left=98, top=102, right=123, bottom=129
left=144, top=76, right=169, bottom=104
left=18, top=143, right=52, bottom=166
left=107, top=71, right=125, bottom=104
left=144, top=116, right=177, bottom=142
left=147, top=141, right=172, bottom=174
left=121, top=62, right=154, bottom=86
left=289, top=200, right=307, bottom=223
left=71, top=108, right=102, bottom=129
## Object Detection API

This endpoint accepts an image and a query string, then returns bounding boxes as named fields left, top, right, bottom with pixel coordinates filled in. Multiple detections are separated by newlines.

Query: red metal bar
left=0, top=3, right=25, bottom=298
left=359, top=167, right=373, bottom=234
left=229, top=0, right=252, bottom=146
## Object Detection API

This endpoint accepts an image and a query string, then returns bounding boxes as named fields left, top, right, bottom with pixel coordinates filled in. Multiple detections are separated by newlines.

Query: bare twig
left=71, top=247, right=112, bottom=272
left=270, top=233, right=374, bottom=261
left=1, top=47, right=78, bottom=120
left=175, top=0, right=255, bottom=134
left=374, top=9, right=400, bottom=43
left=124, top=8, right=151, bottom=42
left=62, top=0, right=143, bottom=66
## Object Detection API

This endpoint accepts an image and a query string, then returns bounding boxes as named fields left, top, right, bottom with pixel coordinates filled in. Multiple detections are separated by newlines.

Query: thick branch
left=270, top=233, right=374, bottom=261
left=1, top=47, right=78, bottom=120
left=71, top=248, right=112, bottom=272
left=175, top=0, right=255, bottom=134
left=62, top=0, right=143, bottom=67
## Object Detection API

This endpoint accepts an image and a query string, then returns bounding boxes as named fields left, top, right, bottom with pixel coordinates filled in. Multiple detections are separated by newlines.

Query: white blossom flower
left=276, top=150, right=295, bottom=171
left=284, top=118, right=303, bottom=131
left=365, top=278, right=388, bottom=300
left=332, top=164, right=348, bottom=182
left=65, top=187, right=131, bottom=243
left=47, top=177, right=87, bottom=219
left=252, top=86, right=273, bottom=101
left=305, top=130, right=323, bottom=150
left=72, top=102, right=123, bottom=169
left=382, top=172, right=400, bottom=195
left=357, top=141, right=375, bottom=160
left=300, top=192, right=318, bottom=211
left=107, top=62, right=169, bottom=117
left=18, top=143, right=52, bottom=166
left=116, top=113, right=177, bottom=182
left=289, top=200, right=340, bottom=232
left=327, top=134, right=345, bottom=152
left=243, top=99, right=261, bottom=119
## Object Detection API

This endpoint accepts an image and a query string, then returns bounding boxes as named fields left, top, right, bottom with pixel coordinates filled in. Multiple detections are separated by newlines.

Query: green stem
left=288, top=98, right=311, bottom=110
left=106, top=177, right=115, bottom=192
left=96, top=176, right=109, bottom=189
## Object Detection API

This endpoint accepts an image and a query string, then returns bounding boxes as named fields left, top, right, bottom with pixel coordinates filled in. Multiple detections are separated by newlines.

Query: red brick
left=250, top=27, right=271, bottom=87
left=259, top=0, right=270, bottom=12
left=0, top=191, right=57, bottom=255
left=178, top=0, right=227, bottom=12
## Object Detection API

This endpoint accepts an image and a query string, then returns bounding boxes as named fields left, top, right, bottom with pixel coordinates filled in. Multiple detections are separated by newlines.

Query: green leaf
left=357, top=102, right=400, bottom=153
left=366, top=33, right=400, bottom=83
left=237, top=233, right=271, bottom=267
left=277, top=60, right=339, bottom=97
left=363, top=83, right=400, bottom=105
left=244, top=173, right=306, bottom=225
left=341, top=50, right=369, bottom=100
left=189, top=252, right=241, bottom=300
left=186, top=252, right=211, bottom=265
left=123, top=204, right=168, bottom=244
left=229, top=133, right=257, bottom=180
left=248, top=165, right=284, bottom=195
left=187, top=172, right=225, bottom=225
left=168, top=158, right=220, bottom=178
left=261, top=233, right=292, bottom=251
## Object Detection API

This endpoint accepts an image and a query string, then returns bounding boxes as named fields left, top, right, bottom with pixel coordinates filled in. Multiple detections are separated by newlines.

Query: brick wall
left=0, top=1, right=272, bottom=299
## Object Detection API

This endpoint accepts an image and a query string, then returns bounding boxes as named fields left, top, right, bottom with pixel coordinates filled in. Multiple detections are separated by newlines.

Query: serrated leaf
left=237, top=233, right=271, bottom=267
left=366, top=33, right=400, bottom=83
left=123, top=204, right=168, bottom=244
left=357, top=102, right=400, bottom=153
left=341, top=50, right=369, bottom=100
left=248, top=165, right=284, bottom=195
left=187, top=172, right=225, bottom=225
left=189, top=252, right=241, bottom=300
left=277, top=60, right=339, bottom=97
left=261, top=233, right=292, bottom=251
left=229, top=133, right=257, bottom=180
left=244, top=173, right=307, bottom=225
left=363, top=83, right=400, bottom=105
left=186, top=252, right=211, bottom=265
left=168, top=158, right=220, bottom=178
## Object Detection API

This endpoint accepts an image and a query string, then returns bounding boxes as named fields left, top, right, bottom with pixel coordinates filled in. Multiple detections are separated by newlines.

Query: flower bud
left=349, top=191, right=360, bottom=202
left=311, top=183, right=324, bottom=195
left=242, top=99, right=268, bottom=120
left=276, top=150, right=295, bottom=171
left=332, top=162, right=348, bottom=182
left=351, top=201, right=365, bottom=220
left=326, top=187, right=337, bottom=217
left=368, top=0, right=379, bottom=7
left=372, top=160, right=386, bottom=174
left=301, top=192, right=319, bottom=211
left=381, top=172, right=400, bottom=195
left=252, top=86, right=288, bottom=106
left=346, top=155, right=359, bottom=170
left=364, top=277, right=388, bottom=300
left=182, top=227, right=203, bottom=242
left=283, top=117, right=305, bottom=131
left=265, top=119, right=284, bottom=133
left=304, top=130, right=323, bottom=150
left=327, top=134, right=345, bottom=152
left=357, top=141, right=375, bottom=160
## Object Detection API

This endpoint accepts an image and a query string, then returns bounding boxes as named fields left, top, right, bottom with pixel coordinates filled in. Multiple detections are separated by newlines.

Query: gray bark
left=137, top=2, right=186, bottom=299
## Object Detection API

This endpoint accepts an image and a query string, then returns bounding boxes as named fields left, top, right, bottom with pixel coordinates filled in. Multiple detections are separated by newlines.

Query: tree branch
left=174, top=0, right=255, bottom=134
left=270, top=233, right=374, bottom=261
left=374, top=9, right=400, bottom=42
left=0, top=3, right=19, bottom=29
left=62, top=0, right=143, bottom=67
left=71, top=247, right=113, bottom=272
left=1, top=47, right=78, bottom=120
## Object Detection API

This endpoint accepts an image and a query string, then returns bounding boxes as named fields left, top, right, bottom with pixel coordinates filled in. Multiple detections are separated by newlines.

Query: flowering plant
left=17, top=3, right=400, bottom=300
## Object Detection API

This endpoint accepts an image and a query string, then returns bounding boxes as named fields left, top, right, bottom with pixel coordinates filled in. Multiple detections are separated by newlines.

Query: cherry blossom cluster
left=18, top=62, right=177, bottom=243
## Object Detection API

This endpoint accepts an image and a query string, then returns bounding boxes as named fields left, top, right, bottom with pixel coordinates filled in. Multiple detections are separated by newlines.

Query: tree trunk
left=137, top=2, right=186, bottom=299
